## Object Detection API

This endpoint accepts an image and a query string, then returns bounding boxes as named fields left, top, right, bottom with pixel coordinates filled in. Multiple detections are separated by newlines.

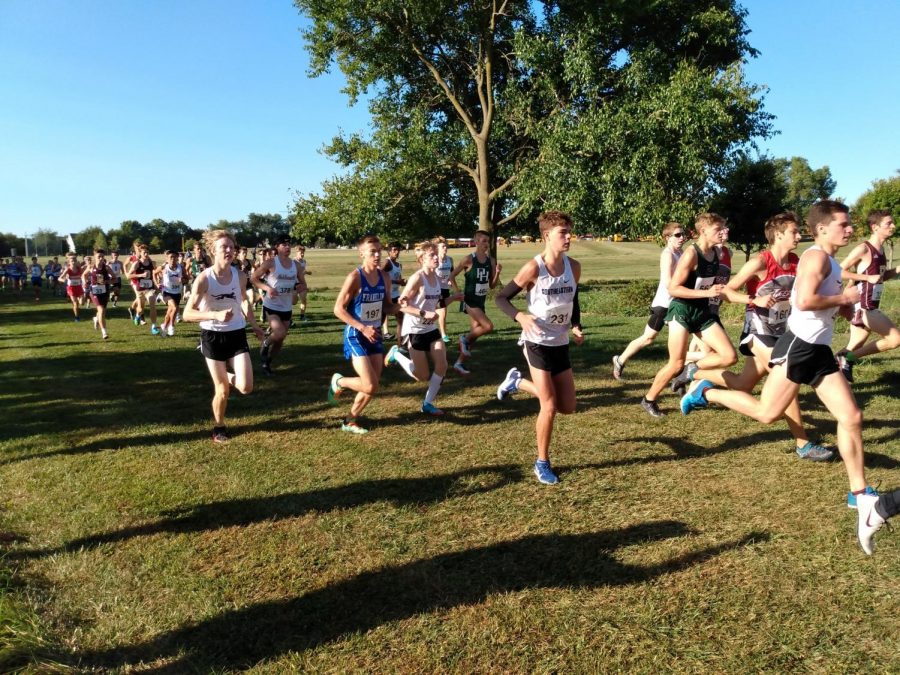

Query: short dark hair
left=867, top=209, right=893, bottom=229
left=537, top=210, right=573, bottom=236
left=764, top=212, right=799, bottom=245
left=274, top=234, right=292, bottom=246
left=806, top=200, right=849, bottom=237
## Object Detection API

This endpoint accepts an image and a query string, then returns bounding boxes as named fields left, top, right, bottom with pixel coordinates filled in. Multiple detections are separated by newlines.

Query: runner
left=182, top=229, right=265, bottom=443
left=684, top=212, right=834, bottom=461
left=386, top=241, right=463, bottom=415
left=836, top=209, right=900, bottom=382
left=433, top=236, right=457, bottom=343
left=293, top=245, right=311, bottom=322
left=0, top=258, right=7, bottom=292
left=46, top=257, right=62, bottom=296
left=252, top=235, right=306, bottom=375
left=381, top=243, right=405, bottom=341
left=639, top=213, right=737, bottom=417
left=125, top=242, right=145, bottom=324
left=612, top=222, right=685, bottom=379
left=155, top=250, right=185, bottom=336
left=450, top=230, right=503, bottom=375
left=236, top=247, right=255, bottom=309
left=680, top=201, right=879, bottom=553
left=128, top=245, right=161, bottom=334
left=683, top=226, right=733, bottom=366
left=328, top=235, right=398, bottom=434
left=8, top=256, right=23, bottom=295
left=107, top=251, right=124, bottom=307
left=58, top=253, right=84, bottom=321
left=83, top=249, right=113, bottom=340
left=495, top=210, right=583, bottom=485
left=29, top=256, right=43, bottom=301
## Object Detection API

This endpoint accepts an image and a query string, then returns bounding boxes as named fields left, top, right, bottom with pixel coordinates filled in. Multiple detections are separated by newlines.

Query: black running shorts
left=200, top=328, right=251, bottom=362
left=647, top=305, right=668, bottom=332
left=402, top=329, right=442, bottom=352
left=768, top=330, right=838, bottom=386
left=262, top=306, right=292, bottom=324
left=522, top=341, right=571, bottom=376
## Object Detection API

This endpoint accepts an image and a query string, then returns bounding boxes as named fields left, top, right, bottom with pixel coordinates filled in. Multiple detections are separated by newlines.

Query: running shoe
left=442, top=335, right=450, bottom=344
left=101, top=330, right=109, bottom=340
left=459, top=334, right=471, bottom=356
left=261, top=360, right=273, bottom=376
left=112, top=299, right=117, bottom=308
left=452, top=361, right=471, bottom=376
left=150, top=325, right=161, bottom=335
left=680, top=379, right=714, bottom=415
left=382, top=332, right=395, bottom=341
left=670, top=362, right=698, bottom=393
left=175, top=313, right=181, bottom=323
left=139, top=317, right=147, bottom=326
left=534, top=459, right=559, bottom=485
left=847, top=485, right=878, bottom=509
left=167, top=325, right=175, bottom=337
left=301, top=316, right=310, bottom=323
left=857, top=493, right=886, bottom=555
left=341, top=419, right=368, bottom=434
left=73, top=316, right=80, bottom=322
left=385, top=344, right=401, bottom=366
left=132, top=313, right=140, bottom=326
left=795, top=441, right=835, bottom=462
left=260, top=339, right=271, bottom=361
left=421, top=401, right=444, bottom=416
left=837, top=352, right=855, bottom=383
left=640, top=397, right=664, bottom=418
left=211, top=428, right=230, bottom=443
left=327, top=373, right=344, bottom=403
left=497, top=367, right=522, bottom=401
left=92, top=316, right=99, bottom=330
left=611, top=355, right=625, bottom=380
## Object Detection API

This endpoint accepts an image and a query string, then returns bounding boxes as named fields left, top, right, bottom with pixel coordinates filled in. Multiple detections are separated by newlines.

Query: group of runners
left=9, top=204, right=898, bottom=554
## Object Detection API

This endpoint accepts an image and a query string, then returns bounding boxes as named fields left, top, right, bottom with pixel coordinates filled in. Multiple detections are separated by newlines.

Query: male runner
left=129, top=245, right=160, bottom=334
left=252, top=235, right=306, bottom=375
left=381, top=243, right=404, bottom=340
left=328, top=235, right=398, bottom=434
left=155, top=250, right=185, bottom=336
left=450, top=230, right=502, bottom=375
left=29, top=257, right=43, bottom=301
left=640, top=213, right=737, bottom=416
left=83, top=249, right=113, bottom=339
left=58, top=253, right=84, bottom=321
left=836, top=209, right=900, bottom=382
left=293, top=245, right=311, bottom=322
left=495, top=210, right=583, bottom=485
left=433, top=236, right=457, bottom=343
left=680, top=201, right=880, bottom=553
left=613, top=222, right=685, bottom=379
left=182, top=229, right=265, bottom=443
left=107, top=251, right=124, bottom=307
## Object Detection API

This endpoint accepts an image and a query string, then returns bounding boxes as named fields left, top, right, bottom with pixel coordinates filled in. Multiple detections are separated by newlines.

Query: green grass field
left=1, top=244, right=898, bottom=673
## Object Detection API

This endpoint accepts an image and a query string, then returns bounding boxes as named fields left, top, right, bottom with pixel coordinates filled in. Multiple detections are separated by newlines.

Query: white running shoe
left=497, top=367, right=521, bottom=400
left=167, top=325, right=175, bottom=337
left=452, top=361, right=471, bottom=376
left=857, top=493, right=886, bottom=555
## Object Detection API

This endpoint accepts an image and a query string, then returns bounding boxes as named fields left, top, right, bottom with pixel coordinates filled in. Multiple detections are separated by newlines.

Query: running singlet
left=682, top=244, right=719, bottom=310
left=133, top=260, right=155, bottom=290
left=386, top=260, right=403, bottom=300
left=108, top=260, right=123, bottom=280
left=521, top=254, right=575, bottom=347
left=855, top=241, right=887, bottom=310
left=650, top=249, right=682, bottom=309
left=161, top=264, right=184, bottom=294
left=7, top=263, right=20, bottom=279
left=709, top=246, right=731, bottom=314
left=30, top=264, right=41, bottom=280
left=401, top=272, right=441, bottom=336
left=436, top=255, right=454, bottom=290
left=744, top=250, right=797, bottom=337
left=65, top=265, right=83, bottom=286
left=88, top=265, right=112, bottom=296
left=198, top=268, right=246, bottom=332
left=464, top=254, right=493, bottom=304
left=345, top=268, right=386, bottom=337
left=787, top=246, right=842, bottom=345
left=262, top=257, right=297, bottom=312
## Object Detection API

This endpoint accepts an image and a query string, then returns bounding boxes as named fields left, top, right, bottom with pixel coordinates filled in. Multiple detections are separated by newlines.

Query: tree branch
left=497, top=202, right=526, bottom=227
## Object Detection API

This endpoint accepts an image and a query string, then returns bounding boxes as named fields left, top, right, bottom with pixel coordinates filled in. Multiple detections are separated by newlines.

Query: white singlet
left=650, top=249, right=682, bottom=308
left=520, top=254, right=575, bottom=347
left=262, top=257, right=298, bottom=313
left=787, top=245, right=842, bottom=345
left=198, top=267, right=246, bottom=332
left=401, top=271, right=442, bottom=336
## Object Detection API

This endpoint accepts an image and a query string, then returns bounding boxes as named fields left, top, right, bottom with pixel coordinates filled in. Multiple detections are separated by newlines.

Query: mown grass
left=0, top=250, right=898, bottom=673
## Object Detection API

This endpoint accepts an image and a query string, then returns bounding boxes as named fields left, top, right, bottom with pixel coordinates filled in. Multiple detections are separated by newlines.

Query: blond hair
left=202, top=229, right=235, bottom=257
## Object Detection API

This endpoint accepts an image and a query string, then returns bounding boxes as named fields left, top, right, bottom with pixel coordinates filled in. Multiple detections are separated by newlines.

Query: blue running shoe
left=441, top=335, right=450, bottom=344
left=459, top=334, right=471, bottom=357
left=847, top=485, right=878, bottom=510
left=421, top=401, right=444, bottom=416
left=680, top=379, right=714, bottom=415
left=534, top=460, right=559, bottom=485
left=497, top=367, right=521, bottom=401
left=385, top=344, right=400, bottom=366
left=150, top=325, right=161, bottom=335
left=795, top=441, right=835, bottom=462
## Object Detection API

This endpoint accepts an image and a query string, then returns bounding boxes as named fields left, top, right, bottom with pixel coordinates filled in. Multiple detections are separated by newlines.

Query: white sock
left=394, top=350, right=416, bottom=379
left=424, top=373, right=444, bottom=404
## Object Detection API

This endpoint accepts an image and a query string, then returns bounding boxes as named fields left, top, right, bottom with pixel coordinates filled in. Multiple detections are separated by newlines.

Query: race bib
left=139, top=278, right=153, bottom=289
left=872, top=284, right=884, bottom=302
left=542, top=302, right=573, bottom=326
left=475, top=282, right=489, bottom=297
left=360, top=300, right=382, bottom=323
left=168, top=283, right=183, bottom=294
left=768, top=300, right=790, bottom=325
left=68, top=278, right=82, bottom=286
left=277, top=285, right=294, bottom=295
left=91, top=284, right=107, bottom=295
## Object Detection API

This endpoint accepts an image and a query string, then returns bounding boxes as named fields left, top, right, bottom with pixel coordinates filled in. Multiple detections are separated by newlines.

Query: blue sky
left=1, top=0, right=897, bottom=237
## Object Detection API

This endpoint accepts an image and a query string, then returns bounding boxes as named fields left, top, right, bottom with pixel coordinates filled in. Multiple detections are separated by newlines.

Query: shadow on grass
left=15, top=465, right=524, bottom=559
left=77, top=522, right=769, bottom=672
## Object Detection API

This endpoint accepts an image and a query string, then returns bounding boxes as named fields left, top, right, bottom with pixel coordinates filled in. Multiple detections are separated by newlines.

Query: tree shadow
left=77, top=522, right=769, bottom=672
left=14, top=465, right=524, bottom=560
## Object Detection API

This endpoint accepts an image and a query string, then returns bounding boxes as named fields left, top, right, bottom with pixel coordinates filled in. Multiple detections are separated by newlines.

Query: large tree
left=774, top=156, right=836, bottom=220
left=292, top=0, right=772, bottom=245
left=854, top=172, right=900, bottom=224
